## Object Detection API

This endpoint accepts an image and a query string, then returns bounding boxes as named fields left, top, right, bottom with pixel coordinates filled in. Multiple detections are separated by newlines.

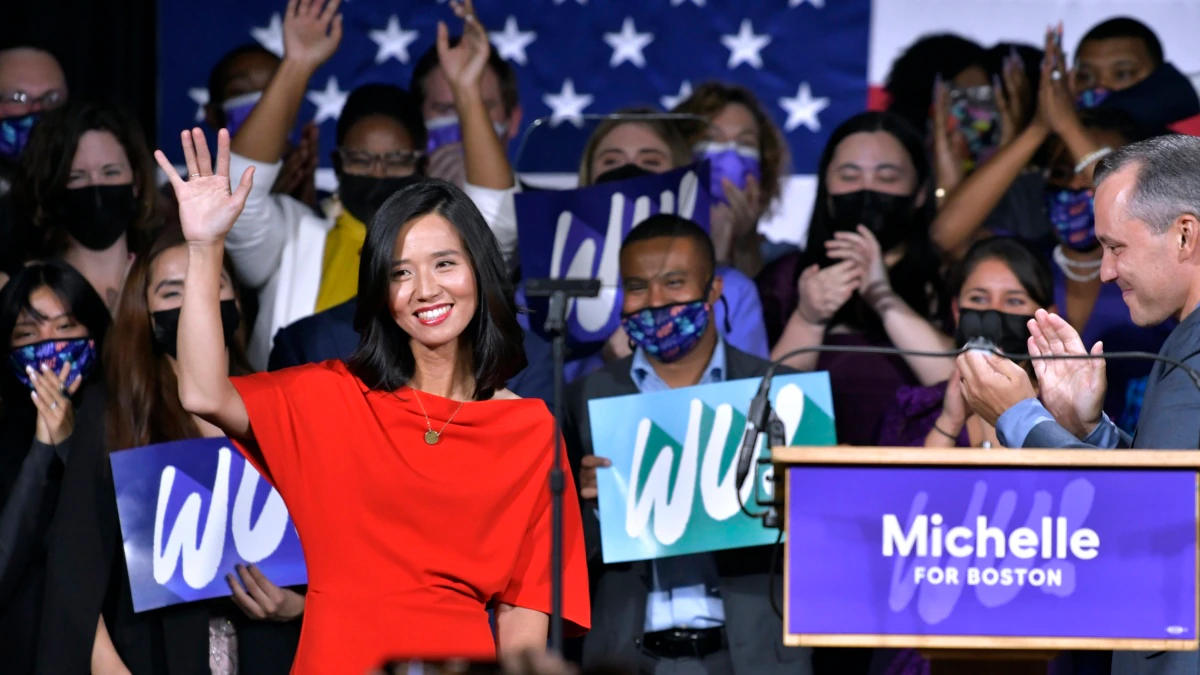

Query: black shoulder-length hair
left=798, top=110, right=948, bottom=337
left=347, top=178, right=527, bottom=399
left=0, top=259, right=112, bottom=408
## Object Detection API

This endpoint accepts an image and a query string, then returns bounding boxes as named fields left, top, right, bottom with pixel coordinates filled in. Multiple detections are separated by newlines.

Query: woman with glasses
left=220, top=0, right=427, bottom=369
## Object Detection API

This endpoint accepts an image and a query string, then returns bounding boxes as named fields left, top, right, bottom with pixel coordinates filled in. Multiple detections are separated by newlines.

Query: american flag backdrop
left=156, top=0, right=1200, bottom=246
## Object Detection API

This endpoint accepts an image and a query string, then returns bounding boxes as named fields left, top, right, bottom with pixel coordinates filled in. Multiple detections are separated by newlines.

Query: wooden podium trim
left=771, top=446, right=1200, bottom=468
left=782, top=634, right=1199, bottom=651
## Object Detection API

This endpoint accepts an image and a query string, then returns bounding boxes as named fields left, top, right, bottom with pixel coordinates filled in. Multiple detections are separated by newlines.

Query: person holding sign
left=0, top=261, right=121, bottom=673
left=563, top=214, right=811, bottom=674
left=156, top=127, right=589, bottom=673
left=104, top=224, right=302, bottom=673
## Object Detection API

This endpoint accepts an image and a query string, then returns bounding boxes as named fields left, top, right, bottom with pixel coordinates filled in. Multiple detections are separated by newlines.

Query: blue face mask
left=693, top=141, right=761, bottom=206
left=425, top=115, right=509, bottom=154
left=1076, top=87, right=1112, bottom=110
left=621, top=295, right=711, bottom=363
left=0, top=112, right=39, bottom=162
left=9, top=337, right=97, bottom=391
left=1044, top=186, right=1098, bottom=252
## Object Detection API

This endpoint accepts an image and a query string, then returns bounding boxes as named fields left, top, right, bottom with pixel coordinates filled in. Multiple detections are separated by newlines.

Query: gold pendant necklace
left=410, top=387, right=466, bottom=445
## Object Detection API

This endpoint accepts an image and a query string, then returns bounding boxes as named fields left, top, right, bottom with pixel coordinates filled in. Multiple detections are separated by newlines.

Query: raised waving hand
left=154, top=128, right=255, bottom=244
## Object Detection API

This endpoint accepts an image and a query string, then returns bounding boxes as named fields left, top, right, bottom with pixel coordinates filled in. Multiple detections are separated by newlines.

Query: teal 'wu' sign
left=588, top=372, right=836, bottom=563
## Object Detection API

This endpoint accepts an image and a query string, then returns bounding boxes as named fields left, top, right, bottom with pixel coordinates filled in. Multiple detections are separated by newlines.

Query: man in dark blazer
left=958, top=136, right=1200, bottom=675
left=267, top=297, right=557, bottom=408
left=562, top=214, right=812, bottom=675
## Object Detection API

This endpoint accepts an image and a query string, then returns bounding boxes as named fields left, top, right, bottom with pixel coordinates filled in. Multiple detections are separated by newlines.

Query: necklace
left=1052, top=245, right=1102, bottom=283
left=410, top=387, right=466, bottom=445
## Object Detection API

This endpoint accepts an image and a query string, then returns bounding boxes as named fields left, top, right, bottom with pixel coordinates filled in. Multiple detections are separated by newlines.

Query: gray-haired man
left=957, top=134, right=1200, bottom=675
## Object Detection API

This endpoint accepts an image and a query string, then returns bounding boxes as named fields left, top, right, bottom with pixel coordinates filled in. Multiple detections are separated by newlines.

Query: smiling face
left=954, top=258, right=1045, bottom=322
left=67, top=130, right=134, bottom=189
left=10, top=285, right=88, bottom=348
left=1074, top=37, right=1156, bottom=93
left=146, top=245, right=236, bottom=315
left=1095, top=164, right=1188, bottom=326
left=825, top=131, right=921, bottom=198
left=588, top=122, right=675, bottom=181
left=388, top=213, right=478, bottom=349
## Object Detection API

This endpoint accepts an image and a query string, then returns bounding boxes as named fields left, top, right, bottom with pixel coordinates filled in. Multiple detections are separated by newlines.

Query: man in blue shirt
left=562, top=213, right=811, bottom=674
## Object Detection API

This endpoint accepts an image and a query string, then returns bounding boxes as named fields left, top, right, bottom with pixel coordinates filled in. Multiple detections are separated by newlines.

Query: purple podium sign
left=785, top=466, right=1198, bottom=646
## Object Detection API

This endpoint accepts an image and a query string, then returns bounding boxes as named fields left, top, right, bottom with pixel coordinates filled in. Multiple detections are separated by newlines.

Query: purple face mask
left=694, top=141, right=761, bottom=206
left=0, top=112, right=39, bottom=162
left=8, top=337, right=97, bottom=391
left=426, top=115, right=509, bottom=154
left=221, top=91, right=262, bottom=138
left=222, top=91, right=300, bottom=145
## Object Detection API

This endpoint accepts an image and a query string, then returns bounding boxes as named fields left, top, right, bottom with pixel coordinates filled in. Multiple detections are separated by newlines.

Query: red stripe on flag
left=868, top=85, right=890, bottom=111
left=1170, top=113, right=1200, bottom=137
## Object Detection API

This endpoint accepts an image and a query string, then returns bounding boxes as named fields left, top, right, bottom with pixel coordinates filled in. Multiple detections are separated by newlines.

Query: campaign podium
left=769, top=446, right=1200, bottom=674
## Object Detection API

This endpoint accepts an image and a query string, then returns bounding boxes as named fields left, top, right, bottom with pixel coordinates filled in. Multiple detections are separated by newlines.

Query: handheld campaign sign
left=780, top=448, right=1200, bottom=650
left=589, top=372, right=835, bottom=563
left=110, top=437, right=306, bottom=612
left=513, top=162, right=711, bottom=348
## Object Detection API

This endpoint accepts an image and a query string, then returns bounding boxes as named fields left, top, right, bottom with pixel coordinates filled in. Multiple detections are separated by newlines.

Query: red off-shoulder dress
left=229, top=360, right=590, bottom=675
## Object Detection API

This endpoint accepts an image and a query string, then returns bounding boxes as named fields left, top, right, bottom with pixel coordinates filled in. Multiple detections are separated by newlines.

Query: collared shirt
left=630, top=332, right=727, bottom=633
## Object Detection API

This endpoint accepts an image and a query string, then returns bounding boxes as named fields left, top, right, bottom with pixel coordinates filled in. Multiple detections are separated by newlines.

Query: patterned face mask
left=1076, top=87, right=1112, bottom=110
left=0, top=112, right=39, bottom=162
left=621, top=294, right=711, bottom=363
left=221, top=91, right=263, bottom=138
left=425, top=115, right=509, bottom=154
left=1044, top=186, right=1099, bottom=252
left=8, top=337, right=97, bottom=390
left=947, top=86, right=1002, bottom=172
left=693, top=141, right=762, bottom=206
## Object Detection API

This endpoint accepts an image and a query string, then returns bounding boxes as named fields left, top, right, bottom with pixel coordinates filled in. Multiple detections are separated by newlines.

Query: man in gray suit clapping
left=957, top=134, right=1200, bottom=675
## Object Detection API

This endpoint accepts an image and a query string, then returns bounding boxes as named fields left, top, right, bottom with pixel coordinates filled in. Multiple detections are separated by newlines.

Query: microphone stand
left=524, top=277, right=601, bottom=654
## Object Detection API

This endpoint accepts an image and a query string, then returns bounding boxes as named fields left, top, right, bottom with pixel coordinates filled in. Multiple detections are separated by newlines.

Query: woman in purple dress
left=758, top=111, right=951, bottom=447
left=878, top=236, right=1053, bottom=449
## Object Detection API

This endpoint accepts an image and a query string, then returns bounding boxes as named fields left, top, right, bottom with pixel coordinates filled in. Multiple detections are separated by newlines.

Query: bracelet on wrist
left=933, top=423, right=960, bottom=441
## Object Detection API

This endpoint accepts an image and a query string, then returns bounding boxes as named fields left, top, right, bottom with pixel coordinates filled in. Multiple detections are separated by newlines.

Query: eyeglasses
left=0, top=89, right=66, bottom=110
left=337, top=148, right=425, bottom=175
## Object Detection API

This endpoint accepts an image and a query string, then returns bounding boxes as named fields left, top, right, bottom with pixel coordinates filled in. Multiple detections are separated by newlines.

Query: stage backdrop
left=156, top=0, right=1200, bottom=248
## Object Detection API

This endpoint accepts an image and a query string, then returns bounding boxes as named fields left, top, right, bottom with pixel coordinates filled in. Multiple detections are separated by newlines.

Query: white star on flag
left=307, top=76, right=348, bottom=124
left=187, top=88, right=210, bottom=123
left=779, top=82, right=831, bottom=132
left=670, top=0, right=705, bottom=6
left=369, top=16, right=419, bottom=64
left=789, top=0, right=825, bottom=6
left=721, top=19, right=771, bottom=70
left=543, top=79, right=594, bottom=127
left=603, top=17, right=654, bottom=68
left=489, top=17, right=537, bottom=66
left=660, top=81, right=693, bottom=110
left=251, top=13, right=285, bottom=57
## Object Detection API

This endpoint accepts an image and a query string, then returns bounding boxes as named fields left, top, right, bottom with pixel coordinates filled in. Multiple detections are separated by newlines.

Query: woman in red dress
left=152, top=128, right=590, bottom=675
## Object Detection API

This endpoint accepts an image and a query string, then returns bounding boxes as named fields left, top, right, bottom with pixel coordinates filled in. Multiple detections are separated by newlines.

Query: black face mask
left=152, top=299, right=242, bottom=359
left=594, top=163, right=654, bottom=185
left=828, top=189, right=917, bottom=252
left=337, top=173, right=421, bottom=224
left=955, top=308, right=1032, bottom=356
left=56, top=184, right=138, bottom=251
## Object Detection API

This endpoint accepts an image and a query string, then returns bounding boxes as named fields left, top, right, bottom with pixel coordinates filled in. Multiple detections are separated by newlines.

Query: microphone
left=734, top=339, right=1200, bottom=515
